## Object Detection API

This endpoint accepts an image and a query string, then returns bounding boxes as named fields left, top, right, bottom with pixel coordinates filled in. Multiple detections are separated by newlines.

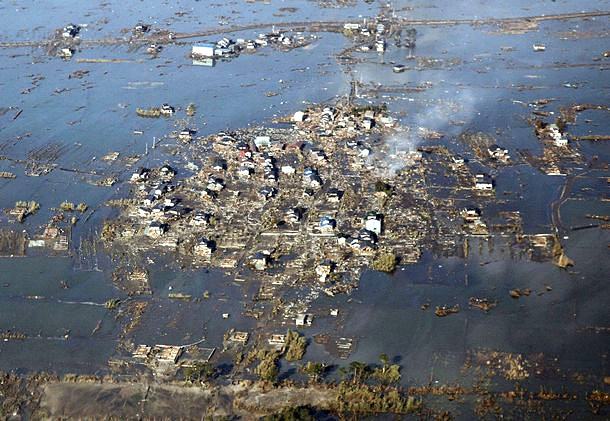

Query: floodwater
left=0, top=0, right=608, bottom=416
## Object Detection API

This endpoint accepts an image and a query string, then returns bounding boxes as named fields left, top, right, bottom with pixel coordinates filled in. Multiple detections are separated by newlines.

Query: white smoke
left=372, top=88, right=478, bottom=178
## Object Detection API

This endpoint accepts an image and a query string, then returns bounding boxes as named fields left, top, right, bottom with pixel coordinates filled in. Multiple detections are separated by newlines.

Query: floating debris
left=468, top=297, right=497, bottom=312
left=435, top=305, right=460, bottom=317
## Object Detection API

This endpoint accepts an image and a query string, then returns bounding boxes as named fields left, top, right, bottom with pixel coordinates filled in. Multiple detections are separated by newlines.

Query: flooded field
left=0, top=0, right=609, bottom=418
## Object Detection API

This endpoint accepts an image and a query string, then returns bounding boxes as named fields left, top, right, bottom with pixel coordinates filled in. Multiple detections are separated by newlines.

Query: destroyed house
left=452, top=155, right=465, bottom=165
left=147, top=44, right=162, bottom=54
left=475, top=174, right=494, bottom=190
left=296, top=313, right=313, bottom=327
left=320, top=107, right=336, bottom=124
left=151, top=204, right=168, bottom=217
left=281, top=164, right=296, bottom=175
left=159, top=164, right=176, bottom=178
left=142, top=194, right=157, bottom=207
left=133, top=23, right=150, bottom=34
left=138, top=207, right=152, bottom=217
left=201, top=189, right=218, bottom=200
left=62, top=24, right=80, bottom=38
left=228, top=331, right=249, bottom=344
left=153, top=345, right=183, bottom=364
left=326, top=188, right=343, bottom=202
left=216, top=37, right=234, bottom=49
left=194, top=238, right=215, bottom=257
left=164, top=205, right=189, bottom=219
left=268, top=334, right=286, bottom=347
left=236, top=141, right=250, bottom=152
left=319, top=216, right=336, bottom=233
left=463, top=207, right=481, bottom=222
left=191, top=211, right=211, bottom=226
left=58, top=48, right=74, bottom=59
left=344, top=23, right=361, bottom=30
left=179, top=129, right=196, bottom=142
left=212, top=158, right=227, bottom=171
left=131, top=167, right=150, bottom=182
left=311, top=148, right=327, bottom=161
left=250, top=252, right=270, bottom=271
left=259, top=186, right=276, bottom=199
left=160, top=104, right=175, bottom=116
left=487, top=144, right=510, bottom=160
left=207, top=177, right=225, bottom=192
left=375, top=38, right=386, bottom=52
left=303, top=167, right=323, bottom=188
left=132, top=345, right=152, bottom=360
left=358, top=228, right=378, bottom=244
left=264, top=168, right=278, bottom=182
left=316, top=260, right=334, bottom=282
left=349, top=237, right=376, bottom=253
left=285, top=207, right=303, bottom=223
left=144, top=221, right=168, bottom=238
left=237, top=166, right=253, bottom=178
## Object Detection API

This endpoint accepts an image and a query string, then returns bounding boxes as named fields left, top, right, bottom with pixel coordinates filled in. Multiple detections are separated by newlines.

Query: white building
left=548, top=124, right=568, bottom=147
left=474, top=174, right=494, bottom=190
left=292, top=111, right=307, bottom=122
left=295, top=313, right=313, bottom=327
left=192, top=44, right=215, bottom=58
left=254, top=136, right=271, bottom=149
left=364, top=212, right=382, bottom=235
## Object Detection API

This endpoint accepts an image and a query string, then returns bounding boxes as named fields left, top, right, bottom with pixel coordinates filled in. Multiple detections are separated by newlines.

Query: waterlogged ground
left=0, top=0, right=609, bottom=418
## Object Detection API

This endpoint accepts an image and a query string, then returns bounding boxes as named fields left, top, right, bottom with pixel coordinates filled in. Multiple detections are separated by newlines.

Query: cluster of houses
left=56, top=23, right=82, bottom=59
left=113, top=104, right=402, bottom=283
left=205, top=106, right=391, bottom=194
left=343, top=20, right=387, bottom=52
left=128, top=164, right=222, bottom=260
left=191, top=31, right=311, bottom=61
left=130, top=165, right=184, bottom=229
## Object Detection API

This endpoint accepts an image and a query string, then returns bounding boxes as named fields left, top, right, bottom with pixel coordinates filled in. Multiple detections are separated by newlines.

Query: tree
left=300, top=361, right=325, bottom=382
left=374, top=181, right=393, bottom=196
left=379, top=353, right=389, bottom=373
left=372, top=252, right=398, bottom=273
left=372, top=362, right=401, bottom=384
left=284, top=330, right=307, bottom=361
left=262, top=405, right=315, bottom=421
left=256, top=351, right=280, bottom=382
left=349, top=361, right=368, bottom=384
left=184, top=362, right=215, bottom=382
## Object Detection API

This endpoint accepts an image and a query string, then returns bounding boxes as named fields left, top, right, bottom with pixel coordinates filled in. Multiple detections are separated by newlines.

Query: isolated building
left=192, top=44, right=215, bottom=58
left=364, top=212, right=383, bottom=235
left=474, top=173, right=494, bottom=190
